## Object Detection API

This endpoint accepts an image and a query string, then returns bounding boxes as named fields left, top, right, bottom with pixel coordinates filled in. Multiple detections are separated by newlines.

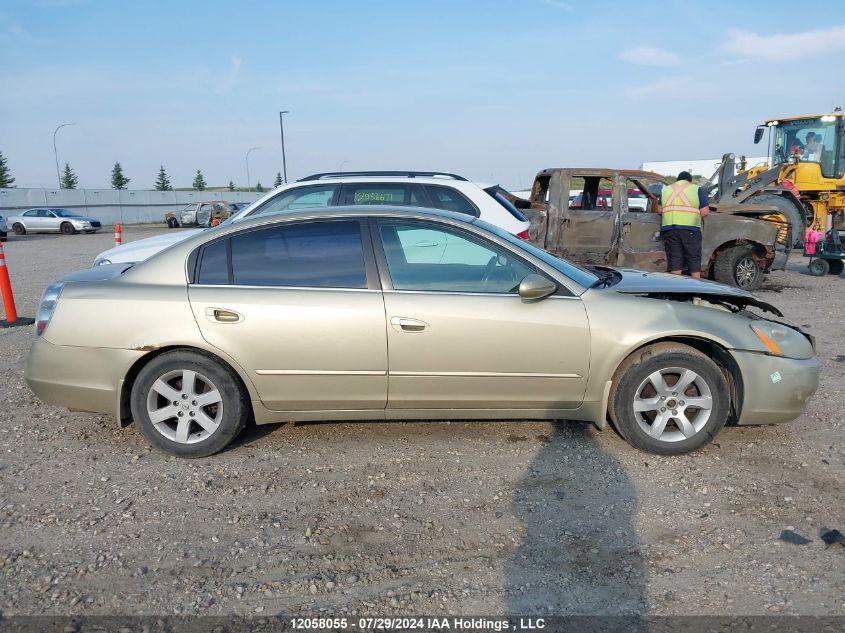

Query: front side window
left=378, top=220, right=534, bottom=294
left=230, top=221, right=366, bottom=288
left=248, top=185, right=338, bottom=218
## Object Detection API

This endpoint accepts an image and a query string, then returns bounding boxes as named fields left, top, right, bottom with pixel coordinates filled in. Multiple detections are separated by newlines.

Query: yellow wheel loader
left=706, top=110, right=845, bottom=271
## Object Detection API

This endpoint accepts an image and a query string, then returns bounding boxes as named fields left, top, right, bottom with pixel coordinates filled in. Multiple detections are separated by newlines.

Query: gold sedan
left=25, top=207, right=819, bottom=457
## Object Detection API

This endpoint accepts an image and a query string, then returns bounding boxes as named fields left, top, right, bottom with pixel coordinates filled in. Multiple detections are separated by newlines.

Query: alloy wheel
left=145, top=369, right=223, bottom=444
left=632, top=367, right=713, bottom=442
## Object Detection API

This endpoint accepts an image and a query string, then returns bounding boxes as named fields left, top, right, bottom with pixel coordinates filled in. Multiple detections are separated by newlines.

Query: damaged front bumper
left=732, top=351, right=819, bottom=425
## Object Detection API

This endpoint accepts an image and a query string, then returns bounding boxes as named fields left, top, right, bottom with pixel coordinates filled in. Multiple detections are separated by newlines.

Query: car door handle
left=206, top=308, right=243, bottom=323
left=390, top=316, right=429, bottom=333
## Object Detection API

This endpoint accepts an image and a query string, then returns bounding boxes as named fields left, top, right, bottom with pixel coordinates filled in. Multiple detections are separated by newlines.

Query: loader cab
left=762, top=113, right=845, bottom=179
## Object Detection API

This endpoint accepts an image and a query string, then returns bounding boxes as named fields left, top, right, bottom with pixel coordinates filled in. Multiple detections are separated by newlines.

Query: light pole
left=53, top=122, right=76, bottom=188
left=245, top=146, right=261, bottom=191
left=339, top=160, right=351, bottom=172
left=279, top=110, right=289, bottom=183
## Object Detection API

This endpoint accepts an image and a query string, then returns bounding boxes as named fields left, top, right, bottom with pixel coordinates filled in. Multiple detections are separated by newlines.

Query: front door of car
left=617, top=177, right=666, bottom=270
left=40, top=209, right=59, bottom=231
left=181, top=204, right=198, bottom=226
left=22, top=209, right=42, bottom=230
left=373, top=219, right=590, bottom=412
left=546, top=173, right=619, bottom=266
left=187, top=219, right=388, bottom=412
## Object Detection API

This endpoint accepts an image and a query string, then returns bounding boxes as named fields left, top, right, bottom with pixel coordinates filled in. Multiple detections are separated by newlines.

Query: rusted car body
left=523, top=168, right=784, bottom=289
left=165, top=201, right=235, bottom=228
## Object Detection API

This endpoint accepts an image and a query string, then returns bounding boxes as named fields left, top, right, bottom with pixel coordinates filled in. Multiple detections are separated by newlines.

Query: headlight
left=94, top=257, right=111, bottom=266
left=36, top=281, right=65, bottom=336
left=750, top=321, right=814, bottom=359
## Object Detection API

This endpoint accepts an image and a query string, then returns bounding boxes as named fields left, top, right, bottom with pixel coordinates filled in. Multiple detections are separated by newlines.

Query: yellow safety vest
left=660, top=181, right=703, bottom=229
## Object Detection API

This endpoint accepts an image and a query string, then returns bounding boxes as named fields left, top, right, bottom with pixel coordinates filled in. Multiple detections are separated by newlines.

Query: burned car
left=524, top=169, right=789, bottom=290
left=165, top=201, right=235, bottom=228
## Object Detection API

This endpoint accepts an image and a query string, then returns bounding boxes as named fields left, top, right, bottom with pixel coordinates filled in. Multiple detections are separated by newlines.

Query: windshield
left=475, top=219, right=598, bottom=290
left=772, top=117, right=842, bottom=177
left=52, top=209, right=82, bottom=218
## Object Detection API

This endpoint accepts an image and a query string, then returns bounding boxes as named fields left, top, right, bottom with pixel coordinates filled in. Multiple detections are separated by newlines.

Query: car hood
left=606, top=267, right=783, bottom=316
left=94, top=228, right=204, bottom=264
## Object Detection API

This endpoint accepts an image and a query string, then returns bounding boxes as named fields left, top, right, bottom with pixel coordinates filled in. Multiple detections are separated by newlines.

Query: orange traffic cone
left=0, top=241, right=34, bottom=328
left=114, top=223, right=122, bottom=247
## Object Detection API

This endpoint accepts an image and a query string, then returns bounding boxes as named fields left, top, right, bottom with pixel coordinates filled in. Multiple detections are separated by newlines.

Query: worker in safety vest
left=657, top=171, right=710, bottom=278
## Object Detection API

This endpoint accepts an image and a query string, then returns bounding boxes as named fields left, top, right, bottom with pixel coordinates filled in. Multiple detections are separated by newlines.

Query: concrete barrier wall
left=0, top=188, right=265, bottom=225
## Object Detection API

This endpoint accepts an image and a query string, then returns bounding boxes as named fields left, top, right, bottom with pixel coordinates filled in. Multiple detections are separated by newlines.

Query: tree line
left=0, top=150, right=283, bottom=192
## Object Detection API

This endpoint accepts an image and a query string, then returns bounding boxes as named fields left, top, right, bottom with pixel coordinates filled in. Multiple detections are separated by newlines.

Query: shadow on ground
left=505, top=422, right=647, bottom=617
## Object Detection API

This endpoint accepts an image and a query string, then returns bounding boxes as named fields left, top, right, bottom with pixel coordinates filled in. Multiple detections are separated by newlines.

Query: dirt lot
left=0, top=227, right=842, bottom=618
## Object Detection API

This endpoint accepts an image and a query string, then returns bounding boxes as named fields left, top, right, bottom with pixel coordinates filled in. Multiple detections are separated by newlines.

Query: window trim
left=368, top=217, right=561, bottom=296
left=190, top=218, right=381, bottom=290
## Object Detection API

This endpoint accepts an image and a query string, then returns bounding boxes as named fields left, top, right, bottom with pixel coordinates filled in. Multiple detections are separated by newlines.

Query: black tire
left=60, top=222, right=76, bottom=235
left=808, top=259, right=829, bottom=276
left=610, top=343, right=730, bottom=455
left=166, top=217, right=179, bottom=228
left=12, top=223, right=25, bottom=236
left=0, top=231, right=6, bottom=242
left=753, top=194, right=806, bottom=248
left=827, top=259, right=843, bottom=275
left=713, top=244, right=764, bottom=290
left=130, top=350, right=249, bottom=458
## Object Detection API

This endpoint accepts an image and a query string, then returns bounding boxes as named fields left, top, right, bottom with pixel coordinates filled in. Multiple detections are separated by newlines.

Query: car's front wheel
left=60, top=222, right=76, bottom=235
left=610, top=343, right=730, bottom=454
left=130, top=350, right=249, bottom=458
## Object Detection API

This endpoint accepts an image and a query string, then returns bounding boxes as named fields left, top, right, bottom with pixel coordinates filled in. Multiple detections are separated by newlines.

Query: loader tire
left=753, top=194, right=806, bottom=248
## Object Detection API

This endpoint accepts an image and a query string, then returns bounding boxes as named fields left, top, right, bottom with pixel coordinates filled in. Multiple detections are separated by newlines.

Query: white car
left=93, top=172, right=531, bottom=265
left=0, top=212, right=7, bottom=241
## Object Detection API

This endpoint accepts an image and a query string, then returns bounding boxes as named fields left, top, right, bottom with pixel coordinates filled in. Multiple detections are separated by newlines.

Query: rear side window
left=197, top=239, right=229, bottom=285
left=230, top=221, right=367, bottom=288
left=424, top=185, right=478, bottom=216
left=341, top=184, right=414, bottom=205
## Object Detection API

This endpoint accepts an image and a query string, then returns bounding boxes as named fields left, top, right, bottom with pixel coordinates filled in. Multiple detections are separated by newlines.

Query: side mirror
left=753, top=126, right=765, bottom=144
left=518, top=274, right=557, bottom=300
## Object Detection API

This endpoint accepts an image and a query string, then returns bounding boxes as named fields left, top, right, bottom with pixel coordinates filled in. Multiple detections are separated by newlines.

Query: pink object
left=804, top=228, right=822, bottom=255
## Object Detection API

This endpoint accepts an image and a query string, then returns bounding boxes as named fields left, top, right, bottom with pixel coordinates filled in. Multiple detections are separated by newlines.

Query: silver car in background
left=8, top=208, right=102, bottom=235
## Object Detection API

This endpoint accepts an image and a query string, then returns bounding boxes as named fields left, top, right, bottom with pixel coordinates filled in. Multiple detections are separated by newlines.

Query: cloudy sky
left=1, top=0, right=843, bottom=189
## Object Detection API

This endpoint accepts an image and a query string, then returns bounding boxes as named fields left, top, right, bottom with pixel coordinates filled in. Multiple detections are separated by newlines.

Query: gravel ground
left=0, top=227, right=842, bottom=617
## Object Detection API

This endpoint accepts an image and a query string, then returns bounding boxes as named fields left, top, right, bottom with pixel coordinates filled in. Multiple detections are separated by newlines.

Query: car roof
left=208, top=205, right=477, bottom=234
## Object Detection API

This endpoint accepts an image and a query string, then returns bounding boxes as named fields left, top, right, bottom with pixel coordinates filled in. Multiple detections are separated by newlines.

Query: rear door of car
left=187, top=218, right=388, bottom=413
left=618, top=175, right=666, bottom=270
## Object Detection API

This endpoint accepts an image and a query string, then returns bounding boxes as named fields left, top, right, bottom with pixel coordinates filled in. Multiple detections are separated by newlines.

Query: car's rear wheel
left=713, top=244, right=764, bottom=290
left=60, top=222, right=76, bottom=235
left=610, top=343, right=730, bottom=455
left=130, top=350, right=249, bottom=458
left=12, top=223, right=25, bottom=235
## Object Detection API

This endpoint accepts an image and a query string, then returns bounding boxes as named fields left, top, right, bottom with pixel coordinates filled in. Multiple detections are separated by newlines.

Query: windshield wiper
left=589, top=271, right=616, bottom=289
